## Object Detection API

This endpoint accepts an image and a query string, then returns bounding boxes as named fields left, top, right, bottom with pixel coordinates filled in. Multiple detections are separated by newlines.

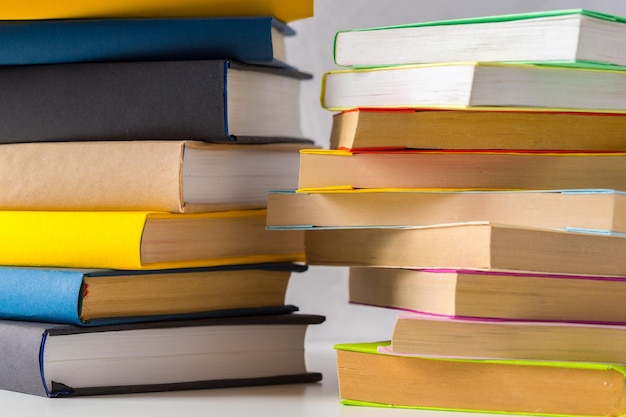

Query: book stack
left=0, top=0, right=327, bottom=398
left=267, top=9, right=626, bottom=417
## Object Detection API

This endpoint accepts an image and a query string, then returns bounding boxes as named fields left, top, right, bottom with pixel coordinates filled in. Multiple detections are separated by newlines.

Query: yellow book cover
left=0, top=210, right=304, bottom=270
left=0, top=0, right=313, bottom=22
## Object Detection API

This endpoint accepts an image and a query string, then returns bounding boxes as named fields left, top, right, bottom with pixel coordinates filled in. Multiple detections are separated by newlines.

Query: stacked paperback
left=0, top=0, right=326, bottom=398
left=267, top=9, right=626, bottom=417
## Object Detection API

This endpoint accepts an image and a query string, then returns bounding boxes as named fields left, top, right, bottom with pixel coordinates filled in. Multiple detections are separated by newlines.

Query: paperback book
left=387, top=311, right=626, bottom=364
left=334, top=9, right=626, bottom=67
left=349, top=267, right=626, bottom=323
left=336, top=341, right=626, bottom=417
left=267, top=189, right=626, bottom=233
left=321, top=62, right=626, bottom=112
left=298, top=149, right=626, bottom=191
left=329, top=109, right=626, bottom=151
left=304, top=221, right=626, bottom=276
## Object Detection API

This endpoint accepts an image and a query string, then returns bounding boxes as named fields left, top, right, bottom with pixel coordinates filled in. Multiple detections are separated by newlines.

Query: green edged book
left=334, top=9, right=626, bottom=68
left=321, top=62, right=626, bottom=112
left=335, top=341, right=626, bottom=417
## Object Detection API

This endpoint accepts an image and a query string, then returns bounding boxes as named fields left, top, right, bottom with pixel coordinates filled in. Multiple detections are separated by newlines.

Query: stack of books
left=267, top=9, right=626, bottom=417
left=0, top=0, right=327, bottom=398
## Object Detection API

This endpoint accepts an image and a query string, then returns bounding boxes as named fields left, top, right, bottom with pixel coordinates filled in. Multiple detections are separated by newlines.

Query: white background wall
left=283, top=0, right=626, bottom=344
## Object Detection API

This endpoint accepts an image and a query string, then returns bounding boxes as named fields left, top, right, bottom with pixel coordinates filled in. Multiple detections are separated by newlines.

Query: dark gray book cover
left=0, top=313, right=325, bottom=397
left=0, top=59, right=313, bottom=144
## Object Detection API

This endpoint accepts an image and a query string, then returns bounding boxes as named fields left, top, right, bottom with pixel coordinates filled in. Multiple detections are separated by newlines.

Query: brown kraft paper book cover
left=0, top=140, right=309, bottom=213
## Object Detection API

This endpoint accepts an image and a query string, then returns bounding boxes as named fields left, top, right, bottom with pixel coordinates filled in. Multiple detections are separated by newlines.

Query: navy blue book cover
left=0, top=17, right=294, bottom=67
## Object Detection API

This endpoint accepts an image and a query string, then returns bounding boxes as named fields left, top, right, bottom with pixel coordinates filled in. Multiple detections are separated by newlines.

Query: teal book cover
left=0, top=17, right=294, bottom=67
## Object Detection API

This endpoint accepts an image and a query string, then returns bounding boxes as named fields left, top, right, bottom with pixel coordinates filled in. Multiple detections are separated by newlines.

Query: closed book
left=336, top=341, right=626, bottom=417
left=0, top=59, right=311, bottom=143
left=387, top=311, right=626, bottom=364
left=349, top=267, right=626, bottom=323
left=304, top=222, right=626, bottom=276
left=0, top=141, right=307, bottom=213
left=330, top=108, right=626, bottom=151
left=321, top=62, right=626, bottom=112
left=267, top=189, right=626, bottom=233
left=0, top=209, right=303, bottom=270
left=0, top=264, right=306, bottom=326
left=298, top=149, right=626, bottom=191
left=0, top=17, right=294, bottom=67
left=0, top=0, right=314, bottom=23
left=334, top=9, right=626, bottom=67
left=0, top=314, right=325, bottom=397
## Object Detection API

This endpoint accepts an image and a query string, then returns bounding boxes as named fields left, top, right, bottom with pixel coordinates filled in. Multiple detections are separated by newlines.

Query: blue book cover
left=0, top=263, right=305, bottom=326
left=0, top=16, right=294, bottom=67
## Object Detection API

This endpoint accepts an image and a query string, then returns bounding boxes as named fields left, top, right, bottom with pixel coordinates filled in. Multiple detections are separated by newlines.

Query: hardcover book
left=0, top=0, right=314, bottom=23
left=334, top=9, right=626, bottom=67
left=336, top=341, right=626, bottom=417
left=0, top=17, right=294, bottom=67
left=297, top=149, right=626, bottom=191
left=0, top=141, right=307, bottom=213
left=0, top=59, right=311, bottom=143
left=321, top=62, right=626, bottom=112
left=0, top=209, right=304, bottom=270
left=0, top=314, right=325, bottom=397
left=349, top=267, right=626, bottom=323
left=267, top=189, right=626, bottom=233
left=0, top=264, right=306, bottom=326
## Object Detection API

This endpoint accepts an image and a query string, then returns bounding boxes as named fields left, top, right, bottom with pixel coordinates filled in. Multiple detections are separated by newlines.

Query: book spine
left=0, top=60, right=228, bottom=143
left=0, top=0, right=314, bottom=23
left=0, top=18, right=282, bottom=67
left=0, top=141, right=186, bottom=212
left=0, top=269, right=85, bottom=325
left=0, top=321, right=48, bottom=396
left=0, top=211, right=147, bottom=270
